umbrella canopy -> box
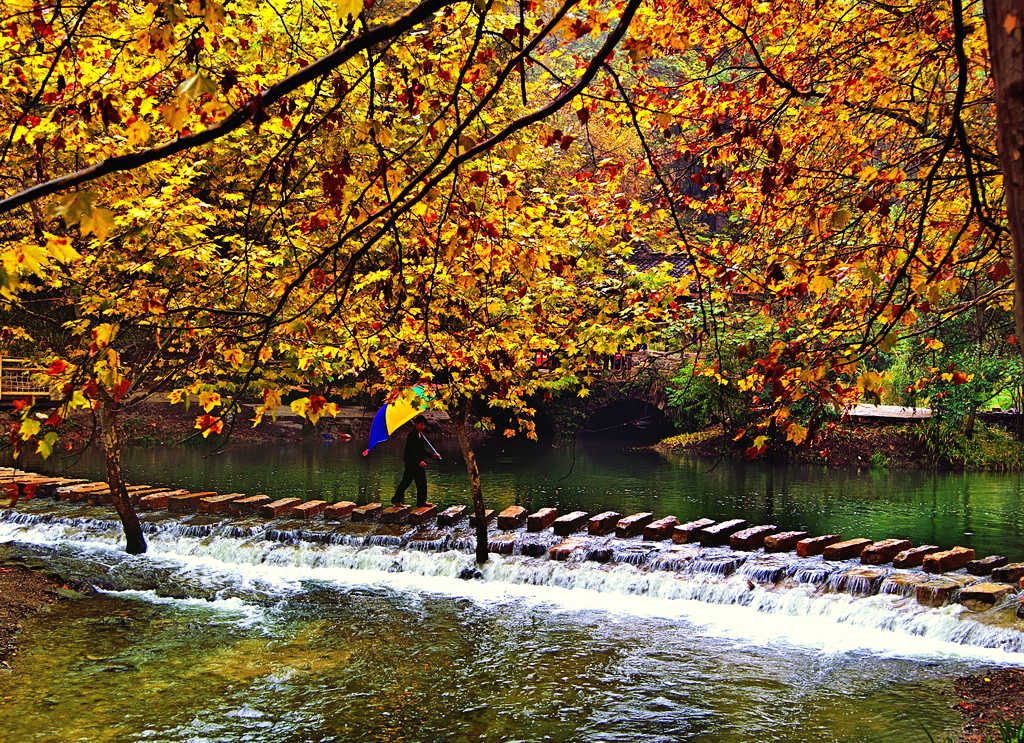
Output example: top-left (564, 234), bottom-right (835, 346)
top-left (362, 386), bottom-right (432, 456)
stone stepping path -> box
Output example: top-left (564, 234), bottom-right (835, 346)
top-left (4, 470), bottom-right (1024, 615)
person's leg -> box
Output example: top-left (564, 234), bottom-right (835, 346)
top-left (413, 467), bottom-right (428, 507)
top-left (393, 469), bottom-right (414, 504)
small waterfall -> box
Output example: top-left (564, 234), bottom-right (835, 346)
top-left (1, 506), bottom-right (1023, 656)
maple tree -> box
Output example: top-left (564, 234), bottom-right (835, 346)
top-left (2, 0), bottom-right (1024, 559)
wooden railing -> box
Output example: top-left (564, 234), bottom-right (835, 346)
top-left (0, 358), bottom-right (51, 399)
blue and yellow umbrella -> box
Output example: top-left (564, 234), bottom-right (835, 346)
top-left (362, 386), bottom-right (434, 456)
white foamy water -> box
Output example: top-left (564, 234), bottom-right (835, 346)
top-left (2, 510), bottom-right (1023, 665)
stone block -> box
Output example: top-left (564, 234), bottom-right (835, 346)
top-left (893, 545), bottom-right (941, 568)
top-left (527, 507), bottom-right (559, 532)
top-left (835, 567), bottom-right (888, 596)
top-left (497, 506), bottom-right (527, 530)
top-left (381, 504), bottom-right (411, 524)
top-left (408, 504), bottom-right (437, 524)
top-left (991, 562), bottom-right (1024, 584)
top-left (860, 538), bottom-right (912, 565)
top-left (763, 530), bottom-right (808, 552)
top-left (698, 519), bottom-right (748, 546)
top-left (549, 538), bottom-right (586, 560)
top-left (967, 555), bottom-right (1009, 576)
top-left (438, 504), bottom-right (468, 526)
top-left (260, 497), bottom-right (302, 518)
top-left (823, 538), bottom-right (871, 561)
top-left (168, 492), bottom-right (216, 513)
top-left (730, 524), bottom-right (779, 551)
top-left (60, 483), bottom-right (108, 501)
top-left (230, 495), bottom-right (272, 515)
top-left (588, 511), bottom-right (623, 536)
top-left (615, 512), bottom-right (654, 538)
top-left (292, 500), bottom-right (328, 519)
top-left (351, 502), bottom-right (383, 522)
top-left (673, 518), bottom-right (716, 544)
top-left (258, 501), bottom-right (301, 517)
top-left (922, 546), bottom-right (976, 573)
top-left (959, 582), bottom-right (1014, 610)
top-left (553, 511), bottom-right (589, 537)
top-left (643, 516), bottom-right (679, 541)
top-left (469, 509), bottom-right (496, 528)
top-left (488, 534), bottom-right (519, 555)
top-left (197, 493), bottom-right (246, 514)
top-left (915, 578), bottom-right (964, 607)
top-left (138, 491), bottom-right (178, 510)
top-left (796, 534), bottom-right (842, 557)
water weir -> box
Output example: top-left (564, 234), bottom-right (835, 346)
top-left (2, 471), bottom-right (1024, 658)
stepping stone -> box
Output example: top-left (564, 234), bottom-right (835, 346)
top-left (408, 504), bottom-right (437, 524)
top-left (168, 492), bottom-right (216, 513)
top-left (488, 534), bottom-right (518, 555)
top-left (95, 484), bottom-right (156, 505)
top-left (261, 497), bottom-right (303, 518)
top-left (796, 534), bottom-right (842, 557)
top-left (553, 511), bottom-right (589, 536)
top-left (991, 562), bottom-right (1024, 584)
top-left (730, 524), bottom-right (778, 550)
top-left (834, 567), bottom-right (888, 596)
top-left (381, 504), bottom-right (411, 524)
top-left (323, 500), bottom-right (357, 520)
top-left (197, 493), bottom-right (246, 514)
top-left (763, 530), bottom-right (808, 552)
top-left (959, 582), bottom-right (1014, 610)
top-left (60, 483), bottom-right (108, 501)
top-left (698, 519), bottom-right (748, 546)
top-left (880, 572), bottom-right (930, 596)
top-left (823, 538), bottom-right (871, 561)
top-left (351, 502), bottom-right (383, 522)
top-left (137, 490), bottom-right (187, 511)
top-left (468, 509), bottom-right (495, 527)
top-left (588, 511), bottom-right (623, 536)
top-left (643, 515), bottom-right (679, 541)
top-left (230, 494), bottom-right (271, 515)
top-left (615, 512), bottom-right (654, 538)
top-left (497, 506), bottom-right (527, 530)
top-left (922, 546), bottom-right (976, 573)
top-left (673, 518), bottom-right (715, 544)
top-left (893, 544), bottom-right (941, 568)
top-left (967, 555), bottom-right (1009, 576)
top-left (438, 504), bottom-right (468, 526)
top-left (549, 538), bottom-right (586, 560)
top-left (860, 538), bottom-right (912, 565)
top-left (527, 507), bottom-right (559, 532)
top-left (916, 576), bottom-right (972, 607)
top-left (292, 500), bottom-right (328, 519)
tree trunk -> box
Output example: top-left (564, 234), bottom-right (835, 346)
top-left (984, 0), bottom-right (1024, 355)
top-left (454, 401), bottom-right (488, 564)
top-left (98, 400), bottom-right (147, 554)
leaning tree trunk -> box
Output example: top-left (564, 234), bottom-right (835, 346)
top-left (98, 399), bottom-right (147, 554)
top-left (985, 0), bottom-right (1024, 356)
top-left (454, 401), bottom-right (488, 564)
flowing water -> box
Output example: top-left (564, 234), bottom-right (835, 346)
top-left (4, 441), bottom-right (1024, 741)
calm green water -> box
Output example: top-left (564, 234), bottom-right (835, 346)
top-left (25, 438), bottom-right (1024, 560)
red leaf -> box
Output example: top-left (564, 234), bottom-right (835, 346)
top-left (468, 170), bottom-right (489, 186)
top-left (576, 108), bottom-right (590, 125)
top-left (46, 359), bottom-right (69, 376)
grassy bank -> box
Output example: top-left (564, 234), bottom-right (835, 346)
top-left (654, 421), bottom-right (1024, 472)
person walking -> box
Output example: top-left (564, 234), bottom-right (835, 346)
top-left (392, 419), bottom-right (439, 507)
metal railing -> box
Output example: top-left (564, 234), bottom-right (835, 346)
top-left (0, 358), bottom-right (51, 398)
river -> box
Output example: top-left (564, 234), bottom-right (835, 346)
top-left (1, 439), bottom-right (1023, 742)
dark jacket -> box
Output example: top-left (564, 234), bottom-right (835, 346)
top-left (403, 429), bottom-right (427, 468)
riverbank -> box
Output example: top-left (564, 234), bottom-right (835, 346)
top-left (955, 669), bottom-right (1024, 742)
top-left (0, 548), bottom-right (91, 666)
top-left (654, 422), bottom-right (1024, 472)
